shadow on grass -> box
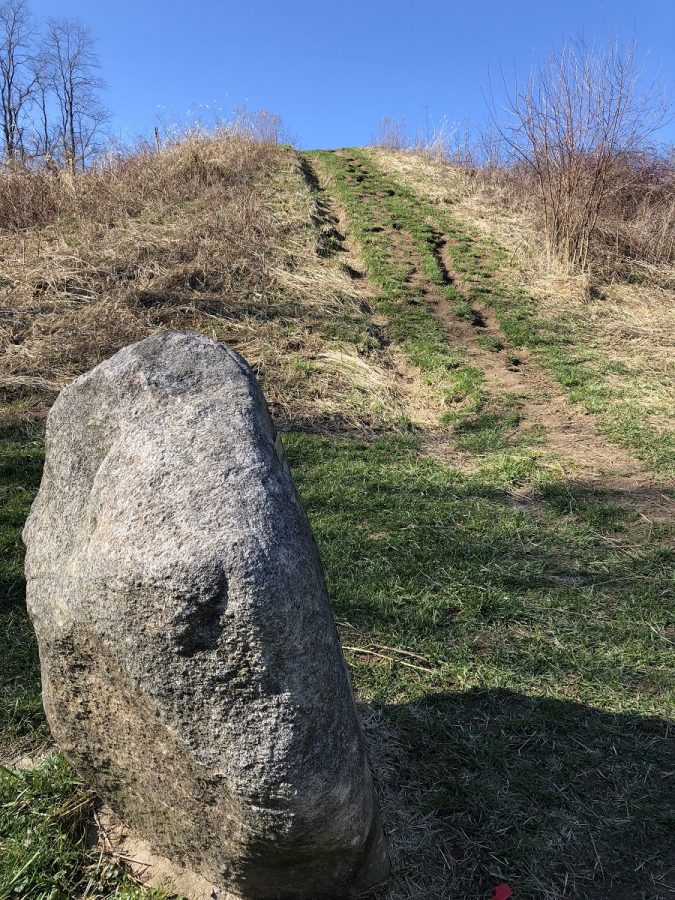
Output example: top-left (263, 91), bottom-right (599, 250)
top-left (285, 431), bottom-right (674, 897)
top-left (0, 425), bottom-right (45, 755)
top-left (363, 690), bottom-right (674, 900)
top-left (287, 432), bottom-right (674, 650)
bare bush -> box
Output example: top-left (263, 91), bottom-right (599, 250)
top-left (413, 117), bottom-right (487, 168)
top-left (491, 39), bottom-right (672, 274)
top-left (372, 116), bottom-right (408, 151)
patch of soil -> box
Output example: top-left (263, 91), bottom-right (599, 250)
top-left (92, 806), bottom-right (230, 900)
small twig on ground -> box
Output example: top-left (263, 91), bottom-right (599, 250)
top-left (114, 854), bottom-right (153, 867)
top-left (342, 646), bottom-right (437, 674)
top-left (337, 621), bottom-right (433, 663)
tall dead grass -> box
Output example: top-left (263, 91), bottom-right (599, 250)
top-left (0, 129), bottom-right (280, 397)
top-left (594, 150), bottom-right (675, 279)
top-left (0, 127), bottom-right (277, 229)
top-left (0, 129), bottom-right (412, 433)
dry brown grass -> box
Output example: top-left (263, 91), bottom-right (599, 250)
top-left (594, 153), bottom-right (675, 278)
top-left (0, 132), bottom-right (414, 434)
top-left (0, 130), bottom-right (277, 390)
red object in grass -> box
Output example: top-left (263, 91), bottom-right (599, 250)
top-left (492, 886), bottom-right (513, 900)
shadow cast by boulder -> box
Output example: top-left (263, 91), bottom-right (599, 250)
top-left (360, 689), bottom-right (673, 899)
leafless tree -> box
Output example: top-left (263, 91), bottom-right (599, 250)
top-left (28, 62), bottom-right (53, 162)
top-left (0, 0), bottom-right (36, 164)
top-left (42, 17), bottom-right (108, 172)
top-left (490, 39), bottom-right (671, 272)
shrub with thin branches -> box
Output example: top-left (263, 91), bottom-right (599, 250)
top-left (372, 117), bottom-right (408, 151)
top-left (489, 39), bottom-right (673, 275)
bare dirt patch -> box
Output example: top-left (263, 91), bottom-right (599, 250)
top-left (92, 807), bottom-right (230, 900)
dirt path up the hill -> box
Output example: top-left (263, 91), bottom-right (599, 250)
top-left (317, 150), bottom-right (674, 521)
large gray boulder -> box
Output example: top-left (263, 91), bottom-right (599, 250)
top-left (23, 331), bottom-right (389, 899)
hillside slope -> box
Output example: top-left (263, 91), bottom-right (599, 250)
top-left (0, 140), bottom-right (673, 900)
top-left (369, 147), bottom-right (675, 475)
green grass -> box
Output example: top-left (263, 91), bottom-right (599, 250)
top-left (287, 434), bottom-right (673, 709)
top-left (476, 334), bottom-right (505, 353)
top-left (286, 432), bottom-right (674, 898)
top-left (1, 423), bottom-right (674, 898)
top-left (310, 150), bottom-right (489, 416)
top-left (0, 756), bottom-right (164, 900)
top-left (442, 229), bottom-right (675, 473)
top-left (0, 423), bottom-right (47, 756)
top-left (309, 149), bottom-right (551, 469)
top-left (451, 410), bottom-right (524, 453)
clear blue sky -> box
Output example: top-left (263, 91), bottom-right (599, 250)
top-left (29, 0), bottom-right (675, 148)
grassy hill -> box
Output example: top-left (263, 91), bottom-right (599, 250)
top-left (1, 134), bottom-right (674, 899)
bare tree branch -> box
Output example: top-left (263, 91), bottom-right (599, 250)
top-left (0, 0), bottom-right (36, 164)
